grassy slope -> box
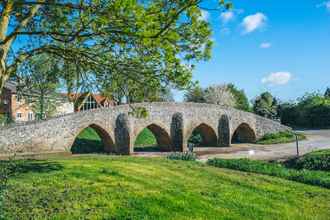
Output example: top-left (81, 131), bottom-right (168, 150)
top-left (134, 128), bottom-right (157, 146)
top-left (256, 131), bottom-right (306, 145)
top-left (2, 156), bottom-right (330, 220)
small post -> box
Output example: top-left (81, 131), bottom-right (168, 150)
top-left (295, 133), bottom-right (299, 157)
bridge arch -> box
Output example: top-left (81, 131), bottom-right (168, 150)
top-left (134, 123), bottom-right (172, 152)
top-left (70, 123), bottom-right (115, 153)
top-left (231, 123), bottom-right (256, 144)
top-left (187, 123), bottom-right (218, 147)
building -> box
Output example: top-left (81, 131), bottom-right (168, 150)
top-left (0, 82), bottom-right (116, 123)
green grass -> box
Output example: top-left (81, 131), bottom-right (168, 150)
top-left (134, 128), bottom-right (157, 146)
top-left (71, 127), bottom-right (158, 153)
top-left (1, 156), bottom-right (330, 219)
top-left (256, 131), bottom-right (306, 145)
top-left (285, 149), bottom-right (330, 171)
top-left (207, 158), bottom-right (330, 189)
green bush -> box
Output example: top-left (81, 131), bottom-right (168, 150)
top-left (207, 158), bottom-right (330, 189)
top-left (285, 149), bottom-right (330, 171)
top-left (256, 131), bottom-right (306, 145)
top-left (167, 152), bottom-right (197, 161)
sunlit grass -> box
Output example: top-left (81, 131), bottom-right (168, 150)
top-left (2, 156), bottom-right (330, 219)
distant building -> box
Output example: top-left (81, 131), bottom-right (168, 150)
top-left (0, 82), bottom-right (116, 123)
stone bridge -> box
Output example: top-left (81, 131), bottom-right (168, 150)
top-left (0, 102), bottom-right (290, 155)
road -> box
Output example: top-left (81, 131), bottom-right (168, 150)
top-left (196, 129), bottom-right (330, 161)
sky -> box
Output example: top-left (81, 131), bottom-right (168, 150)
top-left (175, 0), bottom-right (330, 102)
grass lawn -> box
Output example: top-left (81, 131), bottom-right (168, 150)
top-left (2, 156), bottom-right (330, 219)
top-left (256, 131), bottom-right (306, 145)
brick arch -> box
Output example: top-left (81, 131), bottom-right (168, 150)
top-left (133, 123), bottom-right (172, 152)
top-left (69, 123), bottom-right (115, 153)
top-left (231, 123), bottom-right (256, 143)
top-left (187, 123), bottom-right (218, 147)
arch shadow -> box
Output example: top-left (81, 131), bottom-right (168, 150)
top-left (71, 123), bottom-right (115, 154)
top-left (231, 123), bottom-right (256, 144)
top-left (134, 123), bottom-right (172, 152)
top-left (188, 123), bottom-right (218, 147)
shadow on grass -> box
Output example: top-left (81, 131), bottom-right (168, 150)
top-left (134, 145), bottom-right (162, 152)
top-left (71, 139), bottom-right (104, 154)
top-left (0, 160), bottom-right (63, 176)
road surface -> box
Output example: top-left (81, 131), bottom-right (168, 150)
top-left (196, 130), bottom-right (330, 161)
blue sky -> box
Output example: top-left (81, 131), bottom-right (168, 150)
top-left (176, 0), bottom-right (330, 102)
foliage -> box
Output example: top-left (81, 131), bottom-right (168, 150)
top-left (167, 152), bottom-right (197, 161)
top-left (256, 131), bottom-right (306, 145)
top-left (0, 0), bottom-right (232, 102)
top-left (134, 128), bottom-right (157, 147)
top-left (204, 84), bottom-right (236, 107)
top-left (0, 113), bottom-right (12, 126)
top-left (184, 84), bottom-right (206, 103)
top-left (284, 149), bottom-right (330, 171)
top-left (253, 92), bottom-right (278, 119)
top-left (184, 83), bottom-right (250, 111)
top-left (15, 55), bottom-right (62, 120)
top-left (207, 158), bottom-right (330, 189)
top-left (325, 87), bottom-right (330, 98)
top-left (188, 131), bottom-right (203, 146)
top-left (2, 156), bottom-right (330, 219)
top-left (279, 91), bottom-right (330, 128)
top-left (227, 83), bottom-right (251, 111)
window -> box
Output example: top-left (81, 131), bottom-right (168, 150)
top-left (16, 112), bottom-right (22, 119)
top-left (82, 95), bottom-right (98, 111)
top-left (28, 112), bottom-right (34, 121)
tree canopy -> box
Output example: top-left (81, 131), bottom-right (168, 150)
top-left (0, 0), bottom-right (232, 97)
top-left (253, 92), bottom-right (278, 120)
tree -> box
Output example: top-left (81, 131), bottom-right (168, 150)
top-left (325, 88), bottom-right (330, 98)
top-left (0, 0), bottom-right (232, 95)
top-left (184, 85), bottom-right (206, 103)
top-left (15, 55), bottom-right (61, 120)
top-left (253, 92), bottom-right (278, 119)
top-left (204, 84), bottom-right (235, 107)
top-left (227, 83), bottom-right (250, 111)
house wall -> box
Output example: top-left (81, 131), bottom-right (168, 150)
top-left (11, 94), bottom-right (35, 122)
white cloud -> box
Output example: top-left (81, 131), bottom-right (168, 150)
top-left (260, 42), bottom-right (272, 49)
top-left (262, 72), bottom-right (292, 85)
top-left (317, 1), bottom-right (330, 11)
top-left (220, 11), bottom-right (234, 23)
top-left (199, 10), bottom-right (210, 21)
top-left (241, 13), bottom-right (267, 34)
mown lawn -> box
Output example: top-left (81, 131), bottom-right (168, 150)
top-left (2, 156), bottom-right (330, 220)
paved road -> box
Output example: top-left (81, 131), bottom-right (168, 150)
top-left (196, 130), bottom-right (330, 161)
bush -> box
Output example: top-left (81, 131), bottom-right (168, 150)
top-left (167, 152), bottom-right (197, 161)
top-left (207, 158), bottom-right (330, 189)
top-left (285, 149), bottom-right (330, 171)
top-left (256, 130), bottom-right (306, 145)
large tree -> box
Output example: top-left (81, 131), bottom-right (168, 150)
top-left (227, 83), bottom-right (250, 111)
top-left (253, 92), bottom-right (278, 120)
top-left (0, 0), bottom-right (232, 96)
top-left (204, 84), bottom-right (235, 107)
top-left (15, 54), bottom-right (61, 120)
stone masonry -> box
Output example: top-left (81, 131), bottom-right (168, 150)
top-left (0, 102), bottom-right (290, 156)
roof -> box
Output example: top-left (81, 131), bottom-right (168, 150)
top-left (61, 93), bottom-right (116, 106)
top-left (3, 81), bottom-right (17, 93)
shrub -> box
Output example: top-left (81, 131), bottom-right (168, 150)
top-left (167, 152), bottom-right (197, 161)
top-left (256, 130), bottom-right (306, 145)
top-left (207, 158), bottom-right (330, 189)
top-left (285, 149), bottom-right (330, 171)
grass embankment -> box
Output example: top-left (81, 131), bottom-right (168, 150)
top-left (256, 131), bottom-right (306, 145)
top-left (208, 149), bottom-right (330, 189)
top-left (1, 156), bottom-right (330, 219)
